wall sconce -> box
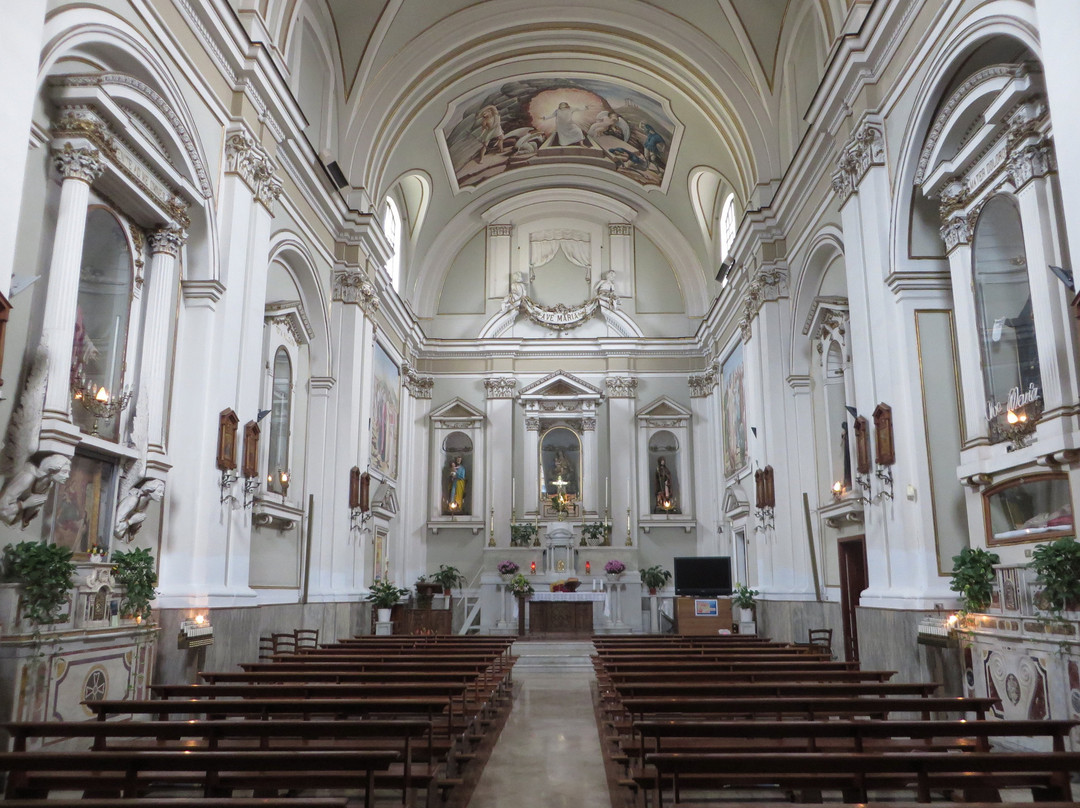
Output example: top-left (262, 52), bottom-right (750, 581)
top-left (831, 481), bottom-right (844, 502)
top-left (242, 475), bottom-right (261, 509)
top-left (219, 469), bottom-right (238, 504)
top-left (873, 466), bottom-right (894, 502)
top-left (266, 469), bottom-right (290, 498)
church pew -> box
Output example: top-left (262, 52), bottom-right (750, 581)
top-left (626, 717), bottom-right (1080, 772)
top-left (595, 658), bottom-right (859, 674)
top-left (0, 801), bottom-right (350, 808)
top-left (2, 719), bottom-right (434, 806)
top-left (0, 749), bottom-right (398, 808)
top-left (602, 668), bottom-right (896, 685)
top-left (84, 696), bottom-right (462, 737)
top-left (609, 680), bottom-right (941, 699)
top-left (640, 750), bottom-right (1080, 807)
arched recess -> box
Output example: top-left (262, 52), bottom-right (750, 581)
top-left (688, 166), bottom-right (742, 266)
top-left (411, 182), bottom-right (709, 318)
top-left (889, 5), bottom-right (1040, 272)
top-left (38, 8), bottom-right (218, 282)
top-left (282, 1), bottom-right (340, 157)
top-left (774, 1), bottom-right (828, 166)
top-left (266, 233), bottom-right (332, 381)
top-left (788, 227), bottom-right (845, 376)
top-left (379, 169), bottom-right (432, 290)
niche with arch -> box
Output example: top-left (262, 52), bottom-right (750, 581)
top-left (636, 397), bottom-right (694, 529)
top-left (428, 398), bottom-right (485, 530)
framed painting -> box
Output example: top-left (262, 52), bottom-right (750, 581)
top-left (373, 526), bottom-right (388, 582)
top-left (42, 453), bottom-right (117, 556)
top-left (369, 343), bottom-right (400, 479)
top-left (694, 599), bottom-right (719, 617)
top-left (721, 343), bottom-right (747, 477)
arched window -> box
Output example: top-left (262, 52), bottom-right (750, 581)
top-left (267, 347), bottom-right (292, 493)
top-left (383, 197), bottom-right (402, 288)
top-left (973, 195), bottom-right (1041, 433)
top-left (719, 194), bottom-right (736, 262)
top-left (71, 207), bottom-right (133, 441)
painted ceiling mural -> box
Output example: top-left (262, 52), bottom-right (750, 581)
top-left (438, 76), bottom-right (681, 192)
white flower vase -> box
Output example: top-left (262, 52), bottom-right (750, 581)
top-left (606, 572), bottom-right (623, 582)
top-left (377, 607), bottom-right (392, 623)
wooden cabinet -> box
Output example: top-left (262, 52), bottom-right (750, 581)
top-left (675, 597), bottom-right (733, 635)
top-left (528, 601), bottom-right (593, 637)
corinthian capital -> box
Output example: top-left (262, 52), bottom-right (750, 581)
top-left (149, 222), bottom-right (188, 257)
top-left (483, 377), bottom-right (517, 399)
top-left (52, 142), bottom-right (104, 184)
top-left (333, 270), bottom-right (380, 314)
top-left (604, 376), bottom-right (638, 398)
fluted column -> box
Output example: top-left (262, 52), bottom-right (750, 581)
top-left (523, 413), bottom-right (541, 518)
top-left (143, 218), bottom-right (189, 467)
top-left (40, 143), bottom-right (104, 444)
top-left (484, 377), bottom-right (517, 545)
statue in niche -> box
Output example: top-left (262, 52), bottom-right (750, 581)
top-left (841, 421), bottom-right (852, 490)
top-left (447, 456), bottom-right (467, 513)
top-left (654, 456), bottom-right (676, 512)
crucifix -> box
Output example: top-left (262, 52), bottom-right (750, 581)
top-left (552, 475), bottom-right (569, 501)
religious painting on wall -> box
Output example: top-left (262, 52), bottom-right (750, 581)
top-left (441, 432), bottom-right (473, 516)
top-left (373, 527), bottom-right (388, 582)
top-left (438, 75), bottom-right (681, 192)
top-left (41, 453), bottom-right (117, 556)
top-left (540, 426), bottom-right (580, 518)
top-left (369, 343), bottom-right (400, 479)
top-left (721, 343), bottom-right (747, 477)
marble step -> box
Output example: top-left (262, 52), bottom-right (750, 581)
top-left (514, 655), bottom-right (593, 668)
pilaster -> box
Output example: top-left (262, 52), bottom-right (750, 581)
top-left (689, 364), bottom-right (720, 554)
top-left (486, 224), bottom-right (513, 300)
top-left (485, 377), bottom-right (516, 545)
top-left (608, 223), bottom-right (634, 298)
top-left (605, 376), bottom-right (637, 543)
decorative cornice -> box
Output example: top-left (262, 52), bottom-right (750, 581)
top-left (688, 364), bottom-right (719, 398)
top-left (181, 279), bottom-right (225, 302)
top-left (263, 300), bottom-right (315, 341)
top-left (737, 265), bottom-right (789, 341)
top-left (483, 377), bottom-right (517, 399)
top-left (51, 142), bottom-right (104, 184)
top-left (830, 119), bottom-right (886, 204)
top-left (401, 362), bottom-right (434, 399)
top-left (487, 224), bottom-right (513, 237)
top-left (224, 130), bottom-right (283, 213)
top-left (267, 313), bottom-right (306, 347)
top-left (604, 376), bottom-right (638, 399)
top-left (608, 223), bottom-right (633, 236)
top-left (332, 270), bottom-right (379, 314)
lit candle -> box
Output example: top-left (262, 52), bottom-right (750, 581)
top-left (585, 560), bottom-right (591, 574)
top-left (512, 477), bottom-right (516, 513)
top-left (605, 477), bottom-right (609, 510)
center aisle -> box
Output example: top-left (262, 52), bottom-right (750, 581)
top-left (466, 640), bottom-right (610, 808)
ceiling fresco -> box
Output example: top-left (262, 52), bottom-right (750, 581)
top-left (438, 76), bottom-right (681, 193)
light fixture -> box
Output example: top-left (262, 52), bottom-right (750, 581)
top-left (585, 561), bottom-right (591, 574)
top-left (220, 469), bottom-right (238, 504)
top-left (530, 561), bottom-right (536, 575)
top-left (72, 376), bottom-right (132, 436)
top-left (832, 481), bottom-right (844, 502)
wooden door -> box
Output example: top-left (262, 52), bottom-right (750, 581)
top-left (837, 536), bottom-right (868, 662)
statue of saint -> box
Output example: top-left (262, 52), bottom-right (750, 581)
top-left (448, 456), bottom-right (466, 512)
top-left (654, 457), bottom-right (674, 512)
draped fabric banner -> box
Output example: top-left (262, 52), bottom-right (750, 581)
top-left (529, 229), bottom-right (592, 271)
top-left (519, 295), bottom-right (601, 330)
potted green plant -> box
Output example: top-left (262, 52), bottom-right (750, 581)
top-left (510, 523), bottom-right (538, 547)
top-left (949, 546), bottom-right (1000, 613)
top-left (640, 565), bottom-right (671, 595)
top-left (431, 564), bottom-right (466, 595)
top-left (414, 575), bottom-right (441, 609)
top-left (367, 579), bottom-right (408, 622)
top-left (731, 583), bottom-right (758, 622)
top-left (111, 547), bottom-right (158, 622)
top-left (1, 540), bottom-right (76, 633)
top-left (1030, 536), bottom-right (1080, 614)
top-left (581, 522), bottom-right (610, 547)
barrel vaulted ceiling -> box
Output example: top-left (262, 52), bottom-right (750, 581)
top-left (242, 0), bottom-right (846, 315)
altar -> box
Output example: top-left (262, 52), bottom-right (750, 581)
top-left (528, 591), bottom-right (606, 637)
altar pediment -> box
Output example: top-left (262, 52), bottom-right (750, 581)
top-left (636, 396), bottom-right (691, 425)
top-left (371, 481), bottom-right (398, 517)
top-left (518, 370), bottom-right (603, 402)
top-left (430, 397), bottom-right (485, 428)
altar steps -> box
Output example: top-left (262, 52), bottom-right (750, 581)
top-left (510, 640), bottom-right (595, 670)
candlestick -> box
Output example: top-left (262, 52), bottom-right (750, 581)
top-left (605, 477), bottom-right (609, 511)
top-left (488, 506), bottom-right (495, 547)
top-left (626, 507), bottom-right (633, 547)
top-left (512, 477), bottom-right (516, 512)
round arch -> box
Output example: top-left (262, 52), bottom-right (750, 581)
top-left (266, 233), bottom-right (332, 379)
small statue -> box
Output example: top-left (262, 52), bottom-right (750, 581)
top-left (502, 271), bottom-right (528, 312)
top-left (113, 478), bottom-right (166, 541)
top-left (596, 270), bottom-right (617, 304)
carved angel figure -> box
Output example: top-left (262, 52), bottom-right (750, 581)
top-left (113, 478), bottom-right (165, 541)
top-left (0, 346), bottom-right (71, 528)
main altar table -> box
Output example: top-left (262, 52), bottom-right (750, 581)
top-left (527, 592), bottom-right (606, 637)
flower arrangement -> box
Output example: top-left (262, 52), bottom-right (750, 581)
top-left (366, 579), bottom-right (409, 609)
top-left (510, 523), bottom-right (538, 547)
top-left (604, 559), bottom-right (626, 575)
top-left (731, 583), bottom-right (758, 610)
top-left (497, 560), bottom-right (519, 575)
top-left (581, 522), bottom-right (610, 546)
top-left (506, 573), bottom-right (534, 598)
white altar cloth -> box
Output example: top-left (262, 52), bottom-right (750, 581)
top-left (530, 592), bottom-right (606, 602)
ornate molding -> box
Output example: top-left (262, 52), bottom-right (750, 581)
top-left (483, 377), bottom-right (517, 399)
top-left (1007, 140), bottom-right (1055, 190)
top-left (738, 265), bottom-right (789, 341)
top-left (51, 142), bottom-right (104, 184)
top-left (332, 270), bottom-right (379, 314)
top-left (608, 223), bottom-right (633, 236)
top-left (525, 416), bottom-right (541, 431)
top-left (224, 130), bottom-right (283, 213)
top-left (518, 295), bottom-right (602, 331)
top-left (605, 376), bottom-right (638, 399)
top-left (148, 222), bottom-right (188, 257)
top-left (830, 120), bottom-right (886, 204)
top-left (582, 416), bottom-right (596, 431)
top-left (402, 362), bottom-right (434, 399)
top-left (486, 224), bottom-right (512, 237)
top-left (264, 300), bottom-right (314, 341)
top-left (688, 364), bottom-right (719, 398)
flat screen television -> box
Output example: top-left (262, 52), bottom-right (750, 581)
top-left (673, 556), bottom-right (733, 596)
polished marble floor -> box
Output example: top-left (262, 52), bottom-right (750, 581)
top-left (465, 641), bottom-right (609, 808)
